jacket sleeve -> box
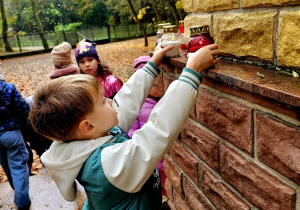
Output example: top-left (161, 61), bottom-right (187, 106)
top-left (11, 84), bottom-right (30, 122)
top-left (102, 68), bottom-right (203, 193)
top-left (128, 118), bottom-right (140, 138)
top-left (113, 61), bottom-right (160, 133)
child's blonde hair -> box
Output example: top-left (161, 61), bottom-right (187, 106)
top-left (29, 74), bottom-right (101, 142)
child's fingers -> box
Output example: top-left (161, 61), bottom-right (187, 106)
top-left (211, 50), bottom-right (219, 56)
top-left (161, 45), bottom-right (174, 53)
top-left (214, 58), bottom-right (220, 64)
top-left (154, 43), bottom-right (162, 52)
top-left (208, 44), bottom-right (219, 50)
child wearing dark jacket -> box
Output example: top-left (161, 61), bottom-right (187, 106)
top-left (0, 74), bottom-right (31, 209)
top-left (29, 44), bottom-right (219, 209)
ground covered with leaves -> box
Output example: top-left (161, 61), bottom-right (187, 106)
top-left (0, 36), bottom-right (157, 182)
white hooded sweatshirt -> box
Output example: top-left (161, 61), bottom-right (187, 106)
top-left (41, 62), bottom-right (202, 202)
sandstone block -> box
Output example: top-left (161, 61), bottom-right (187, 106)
top-left (277, 10), bottom-right (300, 68)
top-left (256, 113), bottom-right (300, 185)
top-left (163, 73), bottom-right (177, 94)
top-left (181, 120), bottom-right (219, 172)
top-left (171, 141), bottom-right (199, 184)
top-left (181, 0), bottom-right (193, 13)
top-left (242, 0), bottom-right (300, 8)
top-left (183, 15), bottom-right (212, 46)
top-left (164, 156), bottom-right (182, 193)
top-left (194, 0), bottom-right (239, 12)
top-left (221, 143), bottom-right (296, 210)
top-left (156, 73), bottom-right (164, 98)
top-left (165, 178), bottom-right (174, 201)
top-left (201, 165), bottom-right (250, 210)
top-left (173, 189), bottom-right (190, 210)
top-left (184, 177), bottom-right (214, 210)
top-left (196, 89), bottom-right (253, 154)
top-left (214, 12), bottom-right (277, 61)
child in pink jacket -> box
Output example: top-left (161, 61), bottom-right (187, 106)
top-left (128, 56), bottom-right (167, 196)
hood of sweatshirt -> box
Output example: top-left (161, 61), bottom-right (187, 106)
top-left (41, 135), bottom-right (113, 201)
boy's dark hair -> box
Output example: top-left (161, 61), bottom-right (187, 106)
top-left (29, 74), bottom-right (101, 142)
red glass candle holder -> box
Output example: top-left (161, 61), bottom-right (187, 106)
top-left (188, 25), bottom-right (214, 53)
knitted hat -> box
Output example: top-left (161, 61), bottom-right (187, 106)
top-left (49, 42), bottom-right (80, 80)
top-left (133, 56), bottom-right (151, 71)
top-left (75, 39), bottom-right (99, 64)
top-left (51, 42), bottom-right (74, 68)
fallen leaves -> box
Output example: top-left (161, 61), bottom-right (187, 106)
top-left (0, 36), bottom-right (157, 182)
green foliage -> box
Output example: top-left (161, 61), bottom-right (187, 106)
top-left (1, 0), bottom-right (184, 34)
top-left (54, 22), bottom-right (82, 32)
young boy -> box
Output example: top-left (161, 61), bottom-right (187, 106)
top-left (29, 44), bottom-right (219, 209)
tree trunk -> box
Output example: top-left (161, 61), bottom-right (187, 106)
top-left (0, 0), bottom-right (13, 52)
top-left (126, 0), bottom-right (148, 47)
top-left (179, 9), bottom-right (183, 21)
top-left (30, 0), bottom-right (49, 50)
top-left (151, 0), bottom-right (162, 23)
top-left (166, 0), bottom-right (179, 26)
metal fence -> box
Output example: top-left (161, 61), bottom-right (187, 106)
top-left (4, 23), bottom-right (155, 52)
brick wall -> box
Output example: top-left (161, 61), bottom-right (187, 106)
top-left (159, 1), bottom-right (300, 209)
top-left (158, 60), bottom-right (300, 209)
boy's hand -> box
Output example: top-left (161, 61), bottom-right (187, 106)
top-left (150, 43), bottom-right (174, 67)
top-left (186, 44), bottom-right (219, 73)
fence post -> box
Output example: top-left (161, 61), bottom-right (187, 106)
top-left (107, 25), bottom-right (111, 40)
top-left (62, 30), bottom-right (67, 42)
top-left (127, 23), bottom-right (130, 38)
top-left (90, 29), bottom-right (94, 41)
top-left (16, 35), bottom-right (22, 53)
top-left (75, 30), bottom-right (79, 43)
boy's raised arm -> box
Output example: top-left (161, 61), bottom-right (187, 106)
top-left (113, 44), bottom-right (174, 132)
top-left (102, 45), bottom-right (219, 193)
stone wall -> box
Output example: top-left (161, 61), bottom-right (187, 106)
top-left (158, 57), bottom-right (300, 210)
top-left (159, 1), bottom-right (300, 209)
top-left (181, 0), bottom-right (300, 70)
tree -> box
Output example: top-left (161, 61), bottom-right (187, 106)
top-left (166, 0), bottom-right (179, 25)
top-left (30, 0), bottom-right (49, 50)
top-left (0, 0), bottom-right (13, 52)
top-left (151, 0), bottom-right (162, 23)
top-left (126, 0), bottom-right (148, 46)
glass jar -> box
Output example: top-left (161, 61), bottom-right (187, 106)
top-left (161, 25), bottom-right (182, 57)
top-left (179, 20), bottom-right (184, 34)
top-left (156, 23), bottom-right (171, 44)
top-left (178, 20), bottom-right (188, 57)
top-left (187, 25), bottom-right (214, 53)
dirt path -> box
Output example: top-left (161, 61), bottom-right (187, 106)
top-left (1, 36), bottom-right (157, 98)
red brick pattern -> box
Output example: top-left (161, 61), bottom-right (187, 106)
top-left (196, 89), bottom-right (253, 155)
top-left (256, 113), bottom-right (300, 185)
top-left (184, 177), bottom-right (214, 210)
top-left (164, 156), bottom-right (182, 193)
top-left (220, 143), bottom-right (296, 210)
top-left (201, 165), bottom-right (250, 210)
top-left (171, 141), bottom-right (199, 185)
top-left (181, 120), bottom-right (219, 172)
top-left (163, 73), bottom-right (177, 93)
top-left (173, 189), bottom-right (190, 210)
top-left (158, 62), bottom-right (299, 209)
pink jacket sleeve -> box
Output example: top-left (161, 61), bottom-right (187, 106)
top-left (99, 75), bottom-right (123, 99)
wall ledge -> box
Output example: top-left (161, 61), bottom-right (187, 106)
top-left (162, 56), bottom-right (300, 108)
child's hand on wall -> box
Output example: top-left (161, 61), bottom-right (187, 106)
top-left (186, 44), bottom-right (219, 73)
top-left (151, 44), bottom-right (174, 67)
